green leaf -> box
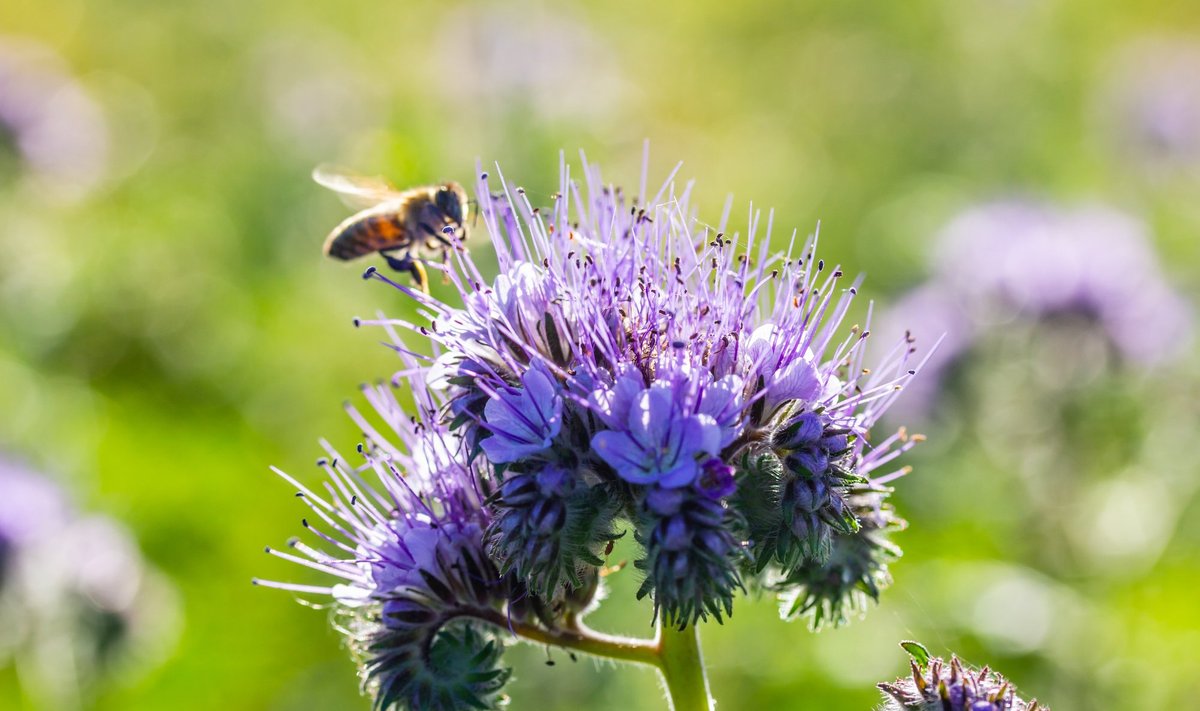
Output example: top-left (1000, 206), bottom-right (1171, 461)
top-left (900, 640), bottom-right (931, 669)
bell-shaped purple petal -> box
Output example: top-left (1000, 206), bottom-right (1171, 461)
top-left (480, 363), bottom-right (563, 463)
top-left (592, 380), bottom-right (724, 488)
top-left (698, 375), bottom-right (745, 447)
top-left (589, 366), bottom-right (645, 430)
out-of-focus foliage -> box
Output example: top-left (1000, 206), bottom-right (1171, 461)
top-left (1, 0), bottom-right (1197, 709)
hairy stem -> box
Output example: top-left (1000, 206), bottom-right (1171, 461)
top-left (656, 622), bottom-right (713, 711)
top-left (471, 608), bottom-right (660, 667)
top-left (469, 609), bottom-right (714, 710)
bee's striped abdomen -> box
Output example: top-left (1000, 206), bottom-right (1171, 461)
top-left (323, 203), bottom-right (413, 260)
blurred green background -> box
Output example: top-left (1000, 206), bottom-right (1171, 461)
top-left (2, 0), bottom-right (1199, 709)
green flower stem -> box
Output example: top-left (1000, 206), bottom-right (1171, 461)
top-left (655, 622), bottom-right (713, 711)
top-left (474, 609), bottom-right (660, 667)
top-left (472, 610), bottom-right (714, 710)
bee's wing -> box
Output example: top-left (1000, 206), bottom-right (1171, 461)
top-left (312, 164), bottom-right (404, 210)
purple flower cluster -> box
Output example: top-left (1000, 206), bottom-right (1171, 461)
top-left (353, 154), bottom-right (922, 627)
top-left (880, 200), bottom-right (1193, 419)
top-left (266, 153), bottom-right (925, 709)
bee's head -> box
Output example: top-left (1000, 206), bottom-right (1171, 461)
top-left (436, 183), bottom-right (468, 225)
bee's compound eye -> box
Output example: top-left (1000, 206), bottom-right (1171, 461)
top-left (436, 187), bottom-right (464, 224)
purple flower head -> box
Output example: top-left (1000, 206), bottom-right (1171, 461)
top-left (480, 360), bottom-right (563, 463)
top-left (341, 149), bottom-right (924, 627)
top-left (363, 153), bottom-right (920, 448)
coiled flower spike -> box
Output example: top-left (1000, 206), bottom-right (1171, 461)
top-left (257, 370), bottom-right (518, 711)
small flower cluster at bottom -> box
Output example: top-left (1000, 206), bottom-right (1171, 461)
top-left (878, 641), bottom-right (1046, 711)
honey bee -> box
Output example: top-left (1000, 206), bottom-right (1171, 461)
top-left (313, 165), bottom-right (470, 293)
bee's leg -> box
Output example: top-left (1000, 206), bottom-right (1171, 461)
top-left (381, 251), bottom-right (430, 295)
top-left (381, 251), bottom-right (412, 272)
top-left (410, 260), bottom-right (430, 295)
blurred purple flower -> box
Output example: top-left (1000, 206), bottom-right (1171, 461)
top-left (936, 202), bottom-right (1192, 357)
top-left (432, 6), bottom-right (629, 126)
top-left (0, 457), bottom-right (177, 702)
top-left (0, 38), bottom-right (108, 201)
top-left (877, 200), bottom-right (1193, 418)
top-left (0, 458), bottom-right (70, 572)
top-left (1102, 39), bottom-right (1200, 173)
